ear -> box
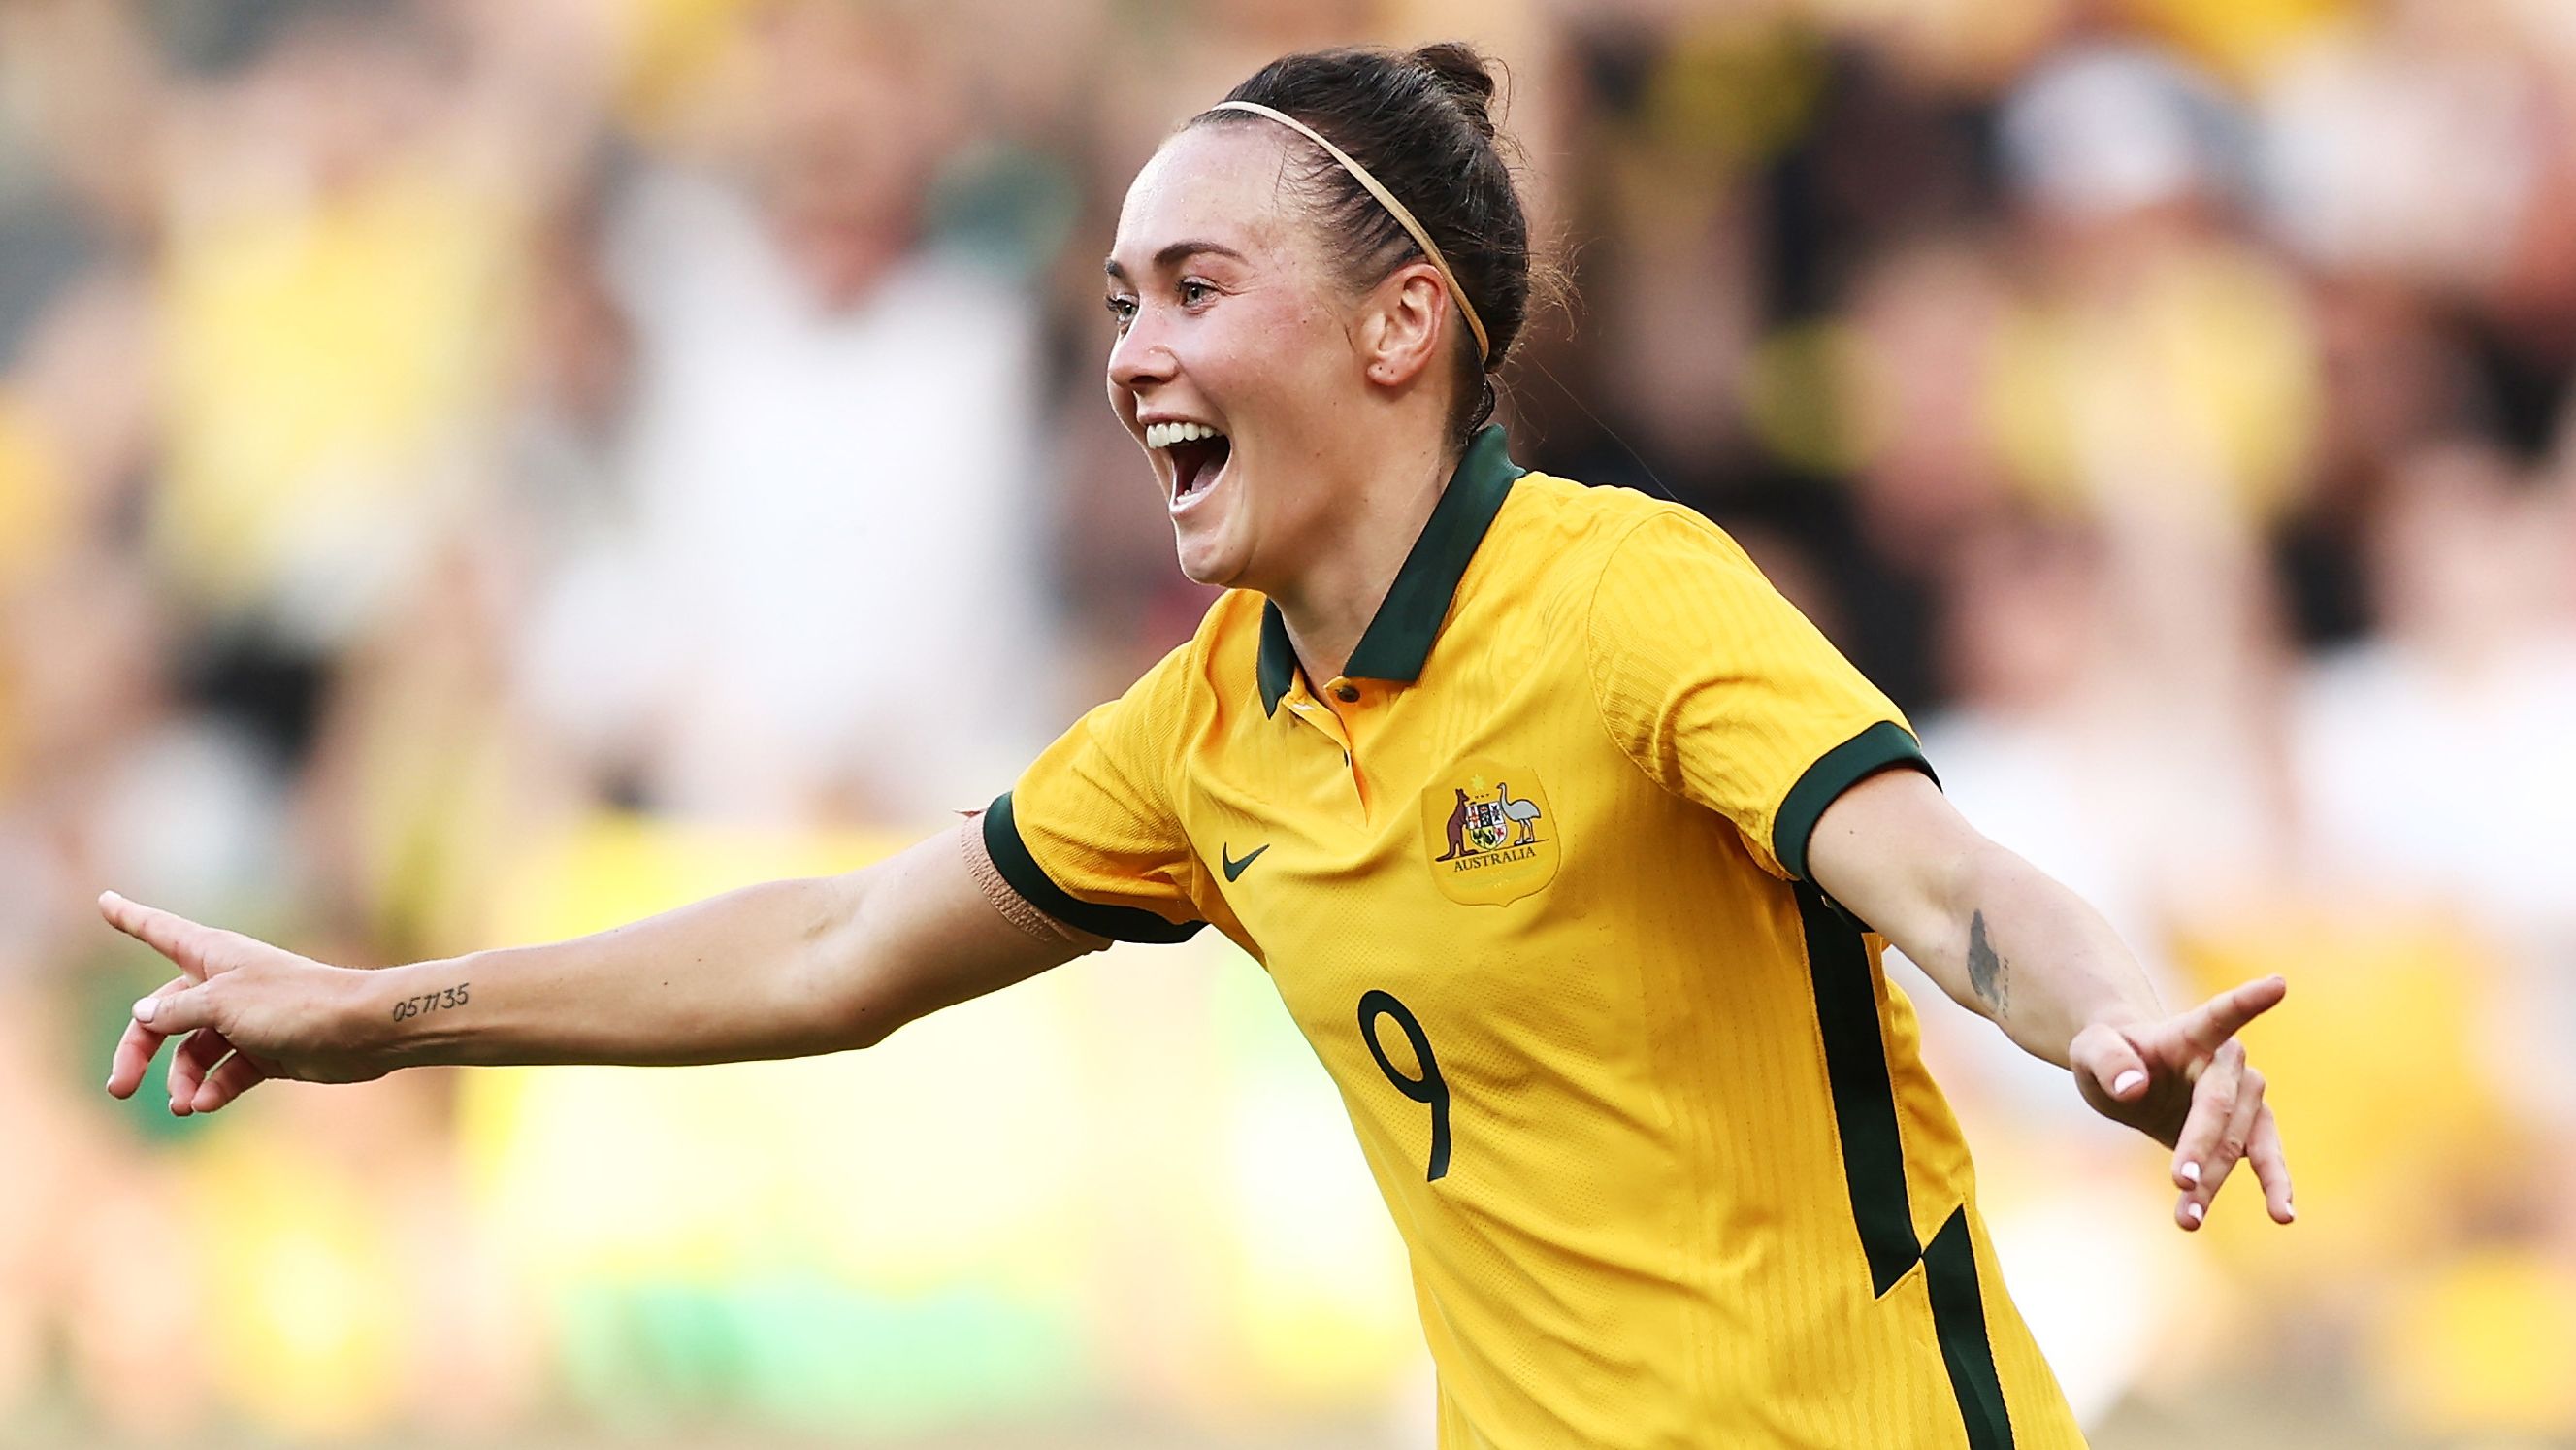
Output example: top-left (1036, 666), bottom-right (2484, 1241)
top-left (1356, 261), bottom-right (1452, 391)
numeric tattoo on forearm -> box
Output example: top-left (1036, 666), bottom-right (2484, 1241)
top-left (390, 981), bottom-right (470, 1023)
top-left (1966, 910), bottom-right (2009, 1015)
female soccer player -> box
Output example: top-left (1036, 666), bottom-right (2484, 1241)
top-left (101, 44), bottom-right (2292, 1449)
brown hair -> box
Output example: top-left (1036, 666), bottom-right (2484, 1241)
top-left (1194, 43), bottom-right (1543, 447)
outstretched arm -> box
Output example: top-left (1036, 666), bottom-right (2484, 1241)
top-left (101, 820), bottom-right (1099, 1114)
top-left (1806, 767), bottom-right (2293, 1232)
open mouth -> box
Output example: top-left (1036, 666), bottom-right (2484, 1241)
top-left (1173, 437), bottom-right (1230, 500)
top-left (1147, 421), bottom-right (1231, 504)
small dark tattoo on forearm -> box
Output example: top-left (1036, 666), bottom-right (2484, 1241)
top-left (390, 981), bottom-right (470, 1023)
top-left (1966, 911), bottom-right (2009, 1013)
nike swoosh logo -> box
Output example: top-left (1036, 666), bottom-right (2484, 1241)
top-left (1222, 843), bottom-right (1270, 882)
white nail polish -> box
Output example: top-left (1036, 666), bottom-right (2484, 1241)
top-left (2179, 1161), bottom-right (2201, 1187)
top-left (2112, 1070), bottom-right (2146, 1096)
top-left (131, 997), bottom-right (157, 1023)
top-left (2185, 1202), bottom-right (2205, 1226)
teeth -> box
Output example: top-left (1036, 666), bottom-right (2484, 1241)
top-left (1145, 421), bottom-right (1223, 449)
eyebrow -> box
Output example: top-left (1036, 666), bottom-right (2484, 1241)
top-left (1103, 240), bottom-right (1249, 280)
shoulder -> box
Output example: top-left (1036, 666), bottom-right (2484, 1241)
top-left (1494, 472), bottom-right (1762, 605)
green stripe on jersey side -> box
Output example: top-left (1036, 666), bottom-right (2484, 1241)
top-left (1775, 721), bottom-right (1938, 882)
top-left (1924, 1207), bottom-right (2014, 1450)
top-left (981, 793), bottom-right (1206, 944)
top-left (1798, 883), bottom-right (2015, 1448)
top-left (1797, 881), bottom-right (1919, 1296)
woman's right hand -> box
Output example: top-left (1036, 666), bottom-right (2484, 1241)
top-left (99, 890), bottom-right (391, 1115)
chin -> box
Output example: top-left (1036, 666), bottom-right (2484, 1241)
top-left (1170, 523), bottom-right (1252, 590)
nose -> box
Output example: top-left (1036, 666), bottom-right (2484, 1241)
top-left (1107, 311), bottom-right (1176, 396)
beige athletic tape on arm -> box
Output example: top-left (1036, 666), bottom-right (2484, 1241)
top-left (958, 817), bottom-right (1108, 950)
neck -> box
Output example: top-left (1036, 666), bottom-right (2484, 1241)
top-left (1266, 430), bottom-right (1455, 685)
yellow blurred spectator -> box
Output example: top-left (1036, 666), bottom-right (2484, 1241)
top-left (2370, 1248), bottom-right (2576, 1440)
top-left (1988, 242), bottom-right (2321, 532)
top-left (153, 24), bottom-right (525, 643)
top-left (186, 1127), bottom-right (411, 1437)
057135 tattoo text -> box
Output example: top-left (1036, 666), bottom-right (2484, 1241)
top-left (391, 982), bottom-right (469, 1022)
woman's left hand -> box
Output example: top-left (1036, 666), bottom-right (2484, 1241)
top-left (2069, 975), bottom-right (2295, 1231)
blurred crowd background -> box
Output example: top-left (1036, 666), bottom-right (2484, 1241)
top-left (2, 0), bottom-right (2572, 1445)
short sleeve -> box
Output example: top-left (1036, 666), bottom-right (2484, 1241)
top-left (981, 643), bottom-right (1208, 943)
top-left (1584, 511), bottom-right (1935, 880)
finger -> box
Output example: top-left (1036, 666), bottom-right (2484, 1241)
top-left (2179, 975), bottom-right (2288, 1054)
top-left (2195, 1066), bottom-right (2266, 1213)
top-left (2071, 1022), bottom-right (2152, 1104)
top-left (2170, 1039), bottom-right (2245, 1227)
top-left (98, 891), bottom-right (222, 981)
top-left (104, 975), bottom-right (194, 1098)
top-left (165, 1029), bottom-right (233, 1116)
top-left (129, 980), bottom-right (219, 1038)
top-left (191, 1050), bottom-right (272, 1114)
top-left (2246, 1104), bottom-right (2295, 1225)
top-left (106, 1021), bottom-right (164, 1099)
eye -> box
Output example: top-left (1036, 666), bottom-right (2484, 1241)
top-left (1104, 293), bottom-right (1137, 330)
top-left (1178, 278), bottom-right (1217, 308)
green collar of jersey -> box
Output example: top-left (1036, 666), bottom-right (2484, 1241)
top-left (1258, 424), bottom-right (1525, 716)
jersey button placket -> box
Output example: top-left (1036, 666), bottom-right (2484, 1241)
top-left (1284, 689), bottom-right (1350, 751)
top-left (1284, 687), bottom-right (1365, 821)
top-left (1326, 678), bottom-right (1374, 813)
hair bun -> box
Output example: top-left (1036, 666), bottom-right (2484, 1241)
top-left (1409, 41), bottom-right (1500, 139)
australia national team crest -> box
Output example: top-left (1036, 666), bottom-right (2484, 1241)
top-left (1418, 758), bottom-right (1560, 906)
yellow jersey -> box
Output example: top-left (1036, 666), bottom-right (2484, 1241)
top-left (984, 427), bottom-right (2085, 1448)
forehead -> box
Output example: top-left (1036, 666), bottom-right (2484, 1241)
top-left (1109, 122), bottom-right (1307, 269)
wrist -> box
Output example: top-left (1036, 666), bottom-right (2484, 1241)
top-left (357, 956), bottom-right (474, 1071)
top-left (2091, 990), bottom-right (2164, 1029)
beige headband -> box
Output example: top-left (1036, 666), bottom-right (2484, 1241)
top-left (1206, 99), bottom-right (1493, 368)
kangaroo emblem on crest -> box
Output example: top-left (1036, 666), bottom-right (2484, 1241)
top-left (1434, 787), bottom-right (1472, 862)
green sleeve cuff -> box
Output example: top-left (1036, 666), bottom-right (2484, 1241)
top-left (982, 793), bottom-right (1207, 944)
top-left (1774, 722), bottom-right (1939, 881)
